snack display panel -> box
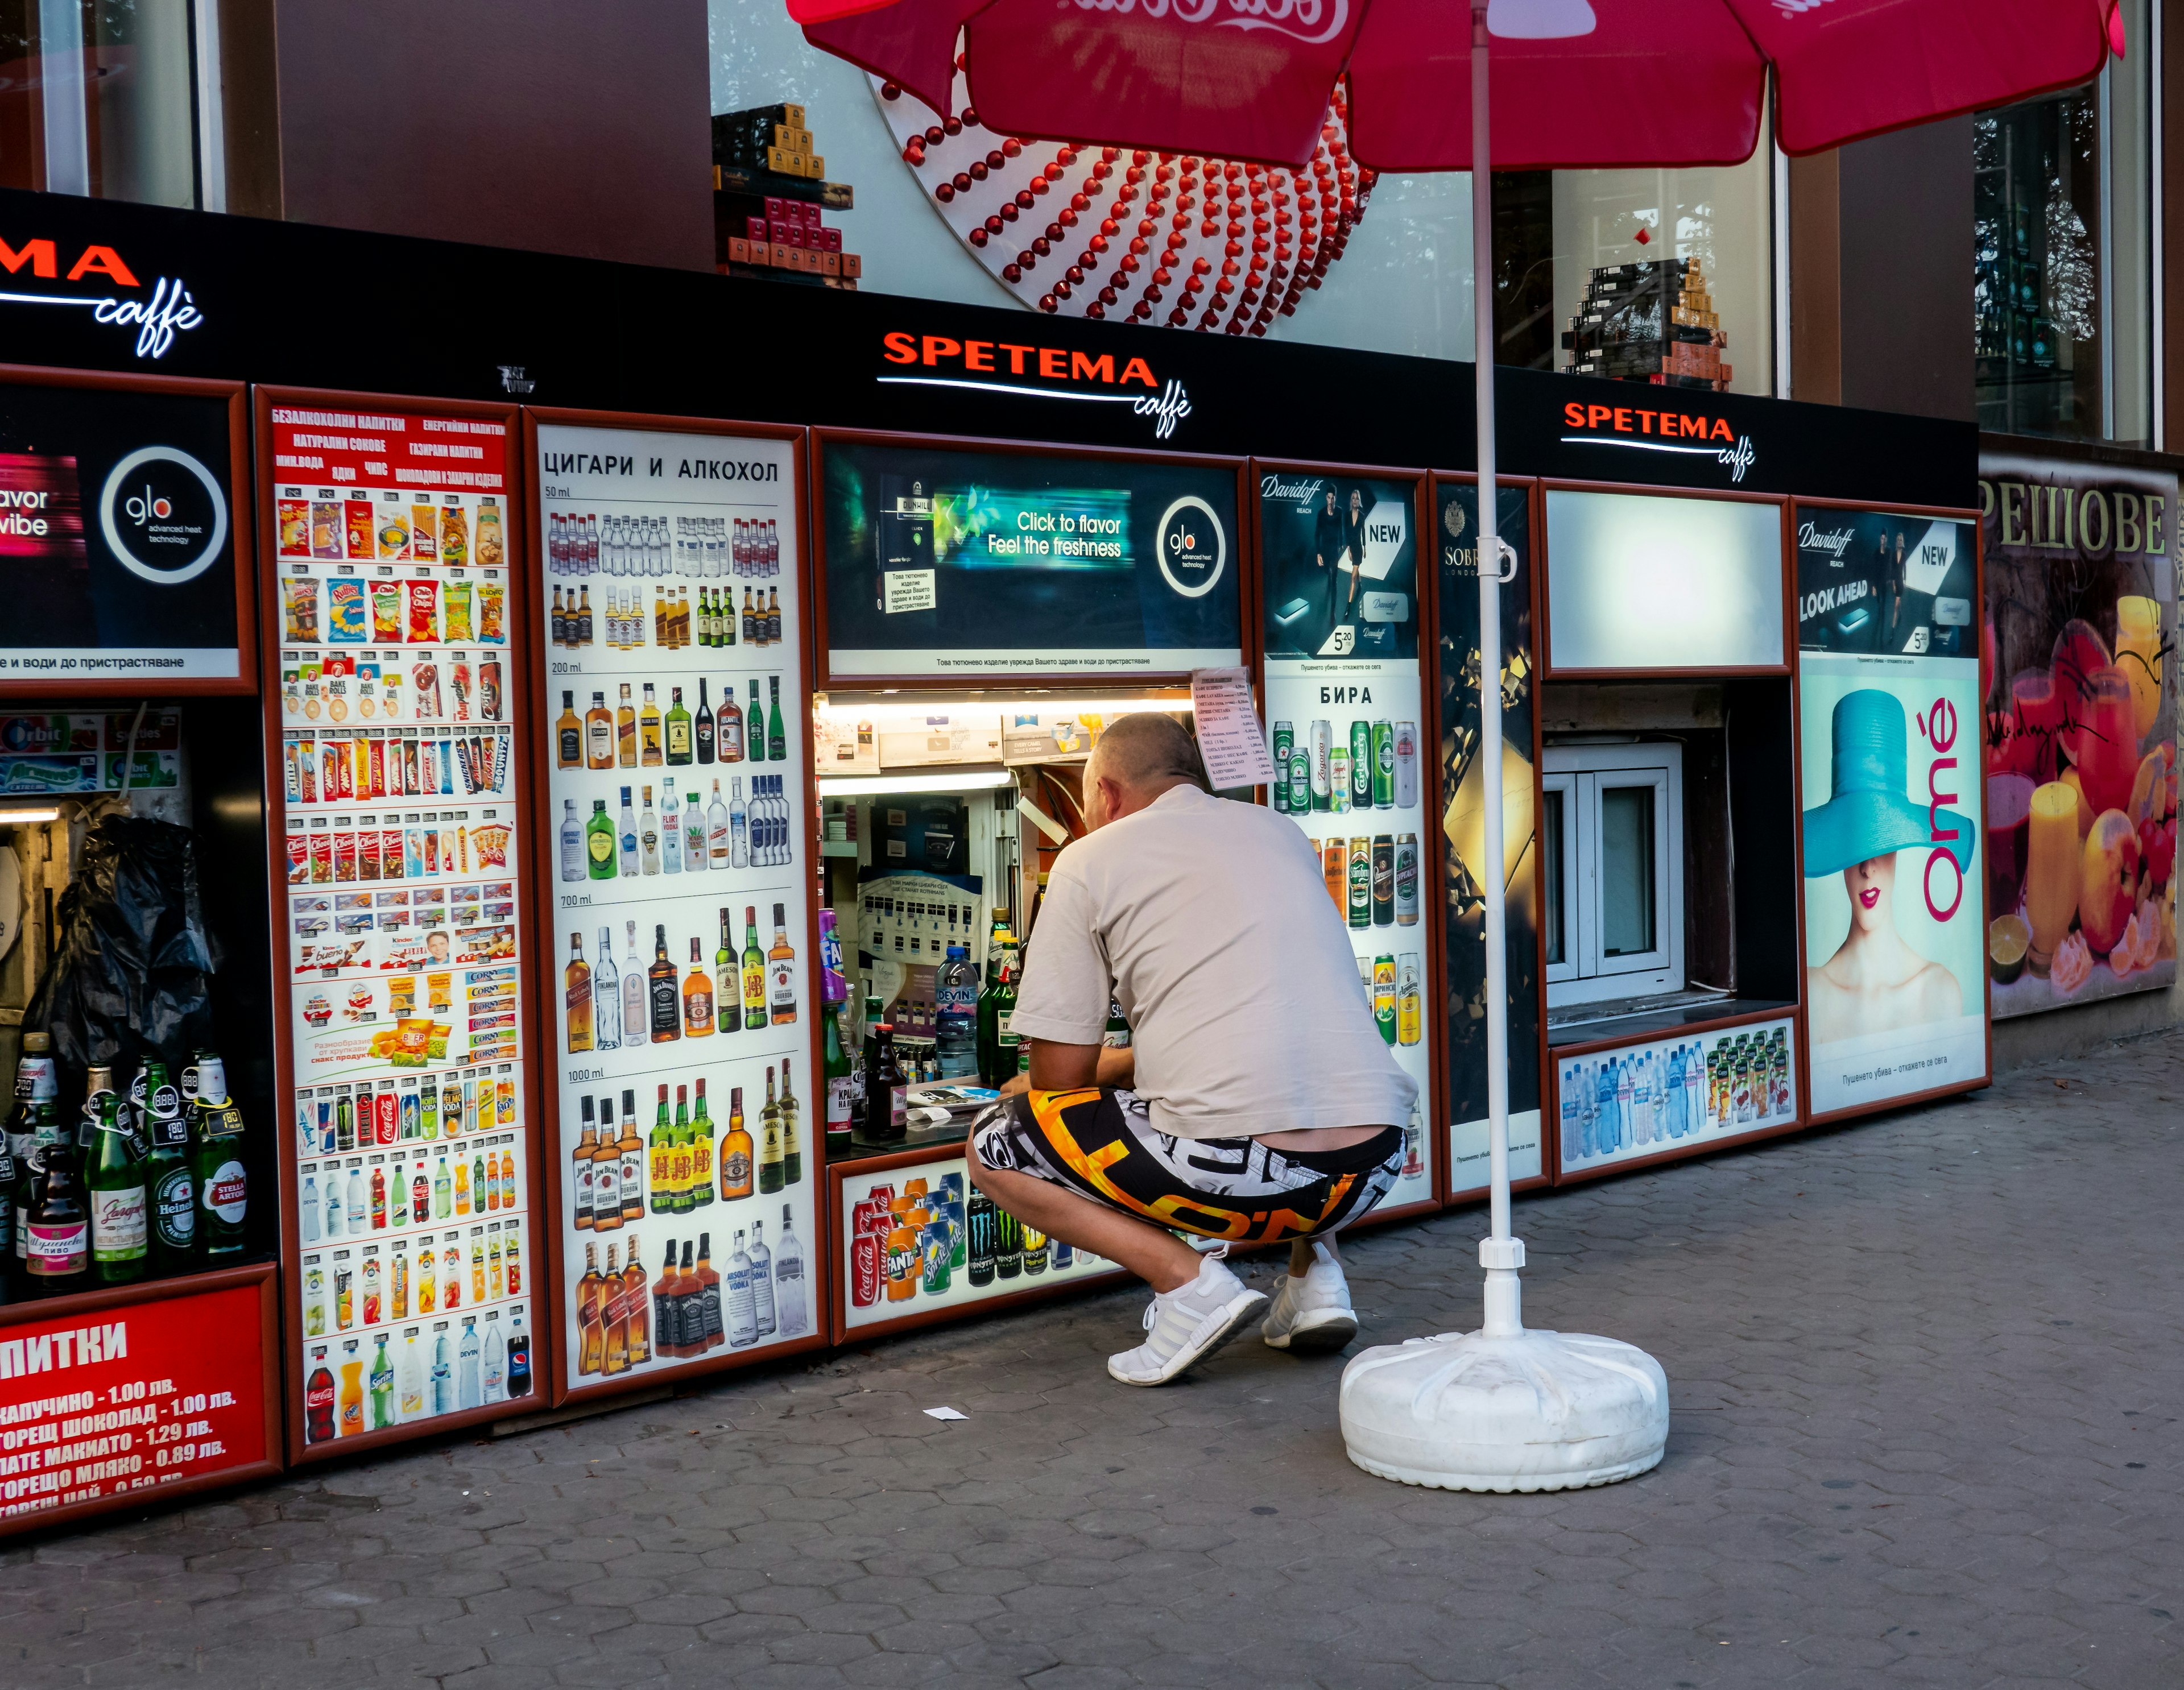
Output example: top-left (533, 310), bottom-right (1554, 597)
top-left (527, 412), bottom-right (825, 1398)
top-left (1255, 463), bottom-right (1440, 1216)
top-left (259, 391), bottom-right (541, 1453)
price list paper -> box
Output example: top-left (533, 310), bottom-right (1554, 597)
top-left (535, 422), bottom-right (819, 1390)
top-left (267, 402), bottom-right (539, 1444)
top-left (1, 1283), bottom-right (268, 1529)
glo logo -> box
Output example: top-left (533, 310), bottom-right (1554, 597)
top-left (1153, 495), bottom-right (1226, 599)
top-left (97, 445), bottom-right (228, 586)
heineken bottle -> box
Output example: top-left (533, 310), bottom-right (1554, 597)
top-left (189, 1051), bottom-right (250, 1258)
top-left (142, 1059), bottom-right (198, 1277)
top-left (87, 1090), bottom-right (149, 1284)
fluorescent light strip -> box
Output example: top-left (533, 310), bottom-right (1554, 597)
top-left (0, 806), bottom-right (63, 825)
top-left (817, 771), bottom-right (1013, 797)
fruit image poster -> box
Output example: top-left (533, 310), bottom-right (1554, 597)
top-left (1800, 653), bottom-right (1988, 1117)
top-left (1979, 457), bottom-right (2177, 1017)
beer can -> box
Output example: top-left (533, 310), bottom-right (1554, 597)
top-left (1271, 721), bottom-right (1293, 812)
top-left (850, 1230), bottom-right (880, 1306)
top-left (1347, 838), bottom-right (1372, 929)
top-left (1372, 956), bottom-right (1398, 1045)
top-left (1371, 721), bottom-right (1395, 809)
top-left (1371, 835), bottom-right (1395, 925)
top-left (1309, 720), bottom-right (1332, 811)
top-left (1395, 833), bottom-right (1420, 925)
top-left (1321, 839), bottom-right (1347, 912)
top-left (1397, 954), bottom-right (1422, 1046)
top-left (1393, 722), bottom-right (1419, 809)
top-left (1328, 747), bottom-right (1351, 814)
top-left (1287, 747), bottom-right (1310, 815)
top-left (1349, 720), bottom-right (1372, 808)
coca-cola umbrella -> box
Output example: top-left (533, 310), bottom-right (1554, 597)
top-left (792, 0), bottom-right (2123, 1490)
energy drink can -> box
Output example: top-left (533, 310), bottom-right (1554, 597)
top-left (1395, 834), bottom-right (1420, 925)
top-left (1347, 838), bottom-right (1372, 929)
top-left (1329, 747), bottom-right (1352, 814)
top-left (1271, 722), bottom-right (1293, 812)
top-left (1371, 721), bottom-right (1395, 809)
top-left (1309, 720), bottom-right (1332, 811)
top-left (1371, 835), bottom-right (1395, 925)
top-left (1349, 721), bottom-right (1372, 809)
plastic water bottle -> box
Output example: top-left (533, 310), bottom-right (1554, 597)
top-left (936, 945), bottom-right (979, 1080)
top-left (457, 1318), bottom-right (482, 1409)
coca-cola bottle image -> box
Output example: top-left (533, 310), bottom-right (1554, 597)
top-left (305, 1347), bottom-right (336, 1442)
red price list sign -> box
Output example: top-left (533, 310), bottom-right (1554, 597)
top-left (0, 1277), bottom-right (278, 1534)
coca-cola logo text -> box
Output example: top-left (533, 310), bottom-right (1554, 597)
top-left (1065, 0), bottom-right (1351, 47)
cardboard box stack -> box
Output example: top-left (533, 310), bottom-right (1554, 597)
top-left (714, 102), bottom-right (862, 287)
top-left (1560, 257), bottom-right (1730, 390)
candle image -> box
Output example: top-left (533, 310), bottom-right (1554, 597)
top-left (2024, 780), bottom-right (2082, 977)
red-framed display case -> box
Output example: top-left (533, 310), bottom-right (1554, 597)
top-left (522, 408), bottom-right (829, 1403)
top-left (254, 387), bottom-right (547, 1459)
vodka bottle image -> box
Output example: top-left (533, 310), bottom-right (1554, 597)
top-left (772, 1204), bottom-right (808, 1337)
top-left (594, 927), bottom-right (622, 1049)
top-left (640, 787), bottom-right (660, 875)
top-left (618, 786), bottom-right (639, 877)
top-left (707, 780), bottom-right (730, 869)
top-left (623, 920), bottom-right (646, 1049)
top-left (748, 1219), bottom-right (776, 1339)
top-left (661, 780), bottom-right (682, 875)
top-left (725, 1229), bottom-right (758, 1348)
top-left (729, 778), bottom-right (748, 869)
top-left (560, 798), bottom-right (583, 881)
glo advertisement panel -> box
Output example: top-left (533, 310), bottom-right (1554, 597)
top-left (533, 420), bottom-right (820, 1390)
top-left (264, 397), bottom-right (540, 1445)
top-left (1436, 481), bottom-right (1542, 1189)
top-left (819, 437), bottom-right (1242, 677)
top-left (1258, 467), bottom-right (1434, 1207)
top-left (1798, 509), bottom-right (1986, 1119)
top-left (0, 374), bottom-right (246, 687)
top-left (1979, 456), bottom-right (2176, 1016)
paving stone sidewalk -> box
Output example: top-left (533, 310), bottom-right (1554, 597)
top-left (5, 1031), bottom-right (2182, 1690)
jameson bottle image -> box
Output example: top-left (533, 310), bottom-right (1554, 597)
top-left (757, 1067), bottom-right (784, 1196)
top-left (87, 1090), bottom-right (148, 1285)
top-left (143, 1058), bottom-right (197, 1275)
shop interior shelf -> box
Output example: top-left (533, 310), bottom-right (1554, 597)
top-left (1547, 991), bottom-right (1797, 1051)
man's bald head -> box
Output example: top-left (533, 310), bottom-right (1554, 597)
top-left (1082, 711), bottom-right (1210, 827)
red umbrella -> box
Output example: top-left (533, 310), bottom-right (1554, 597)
top-left (792, 0), bottom-right (2125, 1489)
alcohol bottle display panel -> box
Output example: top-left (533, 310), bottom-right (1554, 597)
top-left (532, 420), bottom-right (821, 1390)
top-left (263, 397), bottom-right (540, 1445)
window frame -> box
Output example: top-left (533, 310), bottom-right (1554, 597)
top-left (1542, 742), bottom-right (1685, 1009)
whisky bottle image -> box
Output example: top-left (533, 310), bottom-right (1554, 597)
top-left (768, 902), bottom-right (798, 1025)
top-left (682, 937), bottom-right (715, 1038)
top-left (648, 926), bottom-right (680, 1043)
top-left (565, 935), bottom-right (593, 1053)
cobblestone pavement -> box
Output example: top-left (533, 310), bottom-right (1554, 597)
top-left (5, 1032), bottom-right (2182, 1690)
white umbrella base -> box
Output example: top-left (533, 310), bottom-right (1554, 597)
top-left (1338, 1327), bottom-right (1669, 1494)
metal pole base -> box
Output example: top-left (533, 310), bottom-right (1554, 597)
top-left (1338, 1324), bottom-right (1669, 1494)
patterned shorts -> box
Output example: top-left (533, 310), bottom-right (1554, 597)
top-left (969, 1087), bottom-right (1404, 1245)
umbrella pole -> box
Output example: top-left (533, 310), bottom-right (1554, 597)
top-left (1468, 1), bottom-right (1523, 1337)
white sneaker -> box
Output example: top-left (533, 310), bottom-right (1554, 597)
top-left (1107, 1254), bottom-right (1268, 1387)
top-left (1260, 1241), bottom-right (1358, 1353)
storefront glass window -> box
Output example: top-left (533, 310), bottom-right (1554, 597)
top-left (0, 0), bottom-right (202, 207)
top-left (1973, 0), bottom-right (2152, 447)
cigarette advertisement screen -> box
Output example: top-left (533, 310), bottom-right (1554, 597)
top-left (1545, 489), bottom-right (1784, 672)
top-left (0, 379), bottom-right (241, 683)
top-left (820, 440), bottom-right (1242, 676)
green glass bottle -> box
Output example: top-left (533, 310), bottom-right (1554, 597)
top-left (585, 798), bottom-right (616, 880)
top-left (665, 686), bottom-right (693, 765)
top-left (766, 676), bottom-right (787, 762)
top-left (822, 997), bottom-right (853, 1159)
top-left (189, 1052), bottom-right (250, 1258)
top-left (87, 1090), bottom-right (148, 1285)
top-left (689, 1079), bottom-right (714, 1211)
top-left (742, 907), bottom-right (767, 1032)
top-left (143, 1058), bottom-right (197, 1277)
top-left (748, 680), bottom-right (767, 764)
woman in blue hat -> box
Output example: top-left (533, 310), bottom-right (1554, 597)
top-left (1805, 688), bottom-right (1978, 1046)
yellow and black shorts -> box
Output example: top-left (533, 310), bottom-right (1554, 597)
top-left (969, 1086), bottom-right (1403, 1246)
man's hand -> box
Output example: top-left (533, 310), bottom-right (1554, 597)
top-left (997, 1071), bottom-right (1031, 1099)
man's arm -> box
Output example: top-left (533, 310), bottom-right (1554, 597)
top-left (1002, 1038), bottom-right (1135, 1097)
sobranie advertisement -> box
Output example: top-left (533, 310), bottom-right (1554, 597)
top-left (0, 379), bottom-right (239, 681)
top-left (1437, 481), bottom-right (1541, 1188)
top-left (1259, 470), bottom-right (1418, 661)
top-left (1979, 455), bottom-right (2176, 1017)
top-left (1798, 644), bottom-right (1987, 1119)
top-left (820, 439), bottom-right (1241, 676)
top-left (1259, 469), bottom-right (1433, 1206)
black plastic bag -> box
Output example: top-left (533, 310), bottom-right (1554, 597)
top-left (27, 815), bottom-right (220, 1078)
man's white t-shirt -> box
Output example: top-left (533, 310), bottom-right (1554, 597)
top-left (1008, 783), bottom-right (1418, 1141)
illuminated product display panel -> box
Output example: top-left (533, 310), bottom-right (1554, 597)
top-left (1797, 506), bottom-right (1988, 1120)
top-left (535, 421), bottom-right (820, 1388)
top-left (819, 437), bottom-right (1243, 678)
top-left (1259, 466), bottom-right (1435, 1208)
top-left (1554, 1014), bottom-right (1797, 1178)
top-left (267, 400), bottom-right (540, 1443)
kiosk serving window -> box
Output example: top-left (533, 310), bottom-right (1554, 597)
top-left (1543, 743), bottom-right (1685, 1007)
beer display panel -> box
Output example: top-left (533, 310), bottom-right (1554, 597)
top-left (835, 1153), bottom-right (1121, 1337)
top-left (1552, 1013), bottom-right (1797, 1179)
top-left (0, 371), bottom-right (251, 692)
top-left (262, 396), bottom-right (541, 1448)
top-left (1258, 466), bottom-right (1436, 1211)
top-left (817, 436), bottom-right (1244, 680)
top-left (531, 417), bottom-right (822, 1392)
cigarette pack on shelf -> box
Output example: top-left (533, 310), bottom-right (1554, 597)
top-left (532, 413), bottom-right (823, 1397)
top-left (1560, 258), bottom-right (1731, 391)
top-left (713, 101), bottom-right (861, 289)
top-left (260, 393), bottom-right (540, 1451)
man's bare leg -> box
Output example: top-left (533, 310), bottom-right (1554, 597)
top-left (1289, 1232), bottom-right (1339, 1277)
top-left (966, 1133), bottom-right (1205, 1292)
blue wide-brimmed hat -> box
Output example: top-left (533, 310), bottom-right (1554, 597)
top-left (1802, 688), bottom-right (1976, 879)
